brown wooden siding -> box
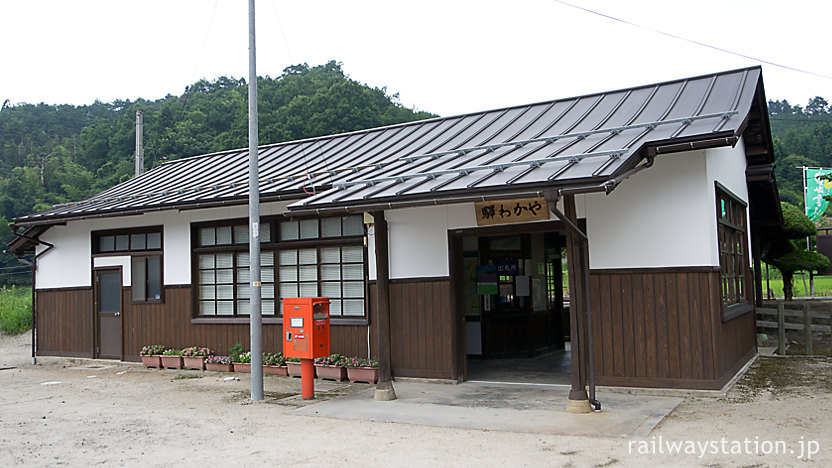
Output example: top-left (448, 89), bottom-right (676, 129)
top-left (36, 288), bottom-right (93, 358)
top-left (383, 278), bottom-right (453, 379)
top-left (120, 285), bottom-right (377, 361)
top-left (38, 278), bottom-right (452, 382)
top-left (590, 267), bottom-right (756, 390)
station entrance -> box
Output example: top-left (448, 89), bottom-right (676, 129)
top-left (453, 224), bottom-right (572, 384)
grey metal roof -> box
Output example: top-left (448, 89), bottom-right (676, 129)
top-left (13, 66), bottom-right (770, 225)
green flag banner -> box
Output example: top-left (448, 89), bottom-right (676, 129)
top-left (805, 168), bottom-right (832, 222)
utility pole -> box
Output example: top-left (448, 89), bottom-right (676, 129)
top-left (247, 0), bottom-right (263, 401)
top-left (135, 110), bottom-right (144, 176)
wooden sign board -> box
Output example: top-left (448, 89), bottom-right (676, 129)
top-left (474, 197), bottom-right (549, 226)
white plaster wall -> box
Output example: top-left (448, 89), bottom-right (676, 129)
top-left (579, 138), bottom-right (749, 269)
top-left (368, 204), bottom-right (478, 280)
top-left (369, 202), bottom-right (556, 280)
top-left (578, 149), bottom-right (714, 269)
top-left (36, 222), bottom-right (93, 289)
top-left (93, 256), bottom-right (131, 286)
top-left (35, 201), bottom-right (290, 289)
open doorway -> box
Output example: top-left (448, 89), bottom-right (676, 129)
top-left (455, 227), bottom-right (571, 384)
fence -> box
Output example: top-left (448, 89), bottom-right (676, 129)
top-left (757, 302), bottom-right (832, 355)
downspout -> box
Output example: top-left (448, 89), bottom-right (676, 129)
top-left (10, 233), bottom-right (55, 365)
top-left (546, 157), bottom-right (655, 413)
top-left (547, 201), bottom-right (600, 412)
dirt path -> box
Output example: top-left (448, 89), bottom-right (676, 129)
top-left (1, 332), bottom-right (830, 467)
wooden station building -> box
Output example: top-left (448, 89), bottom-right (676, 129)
top-left (8, 67), bottom-right (782, 403)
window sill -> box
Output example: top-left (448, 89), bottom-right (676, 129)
top-left (722, 302), bottom-right (753, 322)
top-left (190, 316), bottom-right (368, 326)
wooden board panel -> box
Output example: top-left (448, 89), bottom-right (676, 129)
top-left (589, 267), bottom-right (756, 388)
top-left (36, 288), bottom-right (93, 357)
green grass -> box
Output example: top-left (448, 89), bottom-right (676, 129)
top-left (763, 275), bottom-right (832, 298)
top-left (0, 286), bottom-right (32, 334)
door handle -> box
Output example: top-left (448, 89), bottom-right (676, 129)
top-left (114, 312), bottom-right (120, 317)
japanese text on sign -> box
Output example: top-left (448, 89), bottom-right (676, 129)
top-left (474, 197), bottom-right (549, 226)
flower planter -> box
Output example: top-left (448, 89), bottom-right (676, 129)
top-left (160, 355), bottom-right (183, 369)
top-left (206, 362), bottom-right (234, 372)
top-left (233, 363), bottom-right (251, 373)
top-left (141, 355), bottom-right (162, 368)
top-left (182, 356), bottom-right (205, 370)
top-left (347, 367), bottom-right (378, 384)
top-left (264, 365), bottom-right (288, 376)
top-left (286, 361), bottom-right (303, 378)
top-left (315, 364), bottom-right (347, 382)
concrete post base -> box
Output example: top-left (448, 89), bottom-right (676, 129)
top-left (374, 380), bottom-right (397, 401)
top-left (566, 398), bottom-right (592, 413)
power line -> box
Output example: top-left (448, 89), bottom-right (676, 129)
top-left (551, 0), bottom-right (832, 81)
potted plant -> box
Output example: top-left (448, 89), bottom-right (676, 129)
top-left (160, 348), bottom-right (183, 369)
top-left (263, 352), bottom-right (288, 376)
top-left (286, 357), bottom-right (303, 377)
top-left (140, 345), bottom-right (165, 368)
top-left (181, 346), bottom-right (212, 370)
top-left (205, 355), bottom-right (233, 372)
top-left (314, 354), bottom-right (347, 381)
top-left (233, 351), bottom-right (252, 373)
top-left (345, 357), bottom-right (379, 384)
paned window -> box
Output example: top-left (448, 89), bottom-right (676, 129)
top-left (93, 227), bottom-right (163, 303)
top-left (716, 185), bottom-right (751, 316)
top-left (193, 216), bottom-right (365, 319)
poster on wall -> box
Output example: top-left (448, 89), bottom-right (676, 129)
top-left (463, 258), bottom-right (480, 315)
top-left (476, 265), bottom-right (498, 295)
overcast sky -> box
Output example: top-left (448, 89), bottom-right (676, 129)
top-left (1, 0), bottom-right (830, 117)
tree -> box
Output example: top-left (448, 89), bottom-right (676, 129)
top-left (764, 203), bottom-right (830, 300)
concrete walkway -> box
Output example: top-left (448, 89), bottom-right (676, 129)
top-left (296, 380), bottom-right (681, 439)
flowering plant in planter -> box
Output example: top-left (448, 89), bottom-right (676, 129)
top-left (140, 345), bottom-right (166, 356)
top-left (342, 357), bottom-right (378, 368)
top-left (232, 351), bottom-right (252, 373)
top-left (314, 354), bottom-right (347, 381)
top-left (205, 355), bottom-right (231, 364)
top-left (285, 357), bottom-right (303, 377)
top-left (314, 354), bottom-right (345, 366)
top-left (160, 348), bottom-right (183, 369)
top-left (205, 355), bottom-right (233, 372)
top-left (228, 343), bottom-right (245, 363)
top-left (181, 347), bottom-right (212, 370)
top-left (264, 352), bottom-right (285, 366)
top-left (263, 352), bottom-right (288, 376)
top-left (181, 346), bottom-right (212, 357)
top-left (140, 345), bottom-right (166, 368)
top-left (343, 357), bottom-right (379, 383)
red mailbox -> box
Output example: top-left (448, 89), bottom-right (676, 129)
top-left (283, 297), bottom-right (330, 359)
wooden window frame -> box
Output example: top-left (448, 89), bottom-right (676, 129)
top-left (715, 182), bottom-right (753, 321)
top-left (190, 216), bottom-right (367, 325)
top-left (131, 254), bottom-right (164, 304)
top-left (92, 226), bottom-right (164, 304)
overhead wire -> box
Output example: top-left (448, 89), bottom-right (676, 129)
top-left (551, 0), bottom-right (832, 81)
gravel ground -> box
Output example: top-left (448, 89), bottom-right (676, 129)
top-left (1, 332), bottom-right (830, 467)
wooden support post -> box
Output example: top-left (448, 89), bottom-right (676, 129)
top-left (803, 303), bottom-right (812, 356)
top-left (373, 211), bottom-right (396, 401)
top-left (558, 194), bottom-right (590, 412)
top-left (777, 303), bottom-right (786, 356)
top-left (752, 230), bottom-right (763, 308)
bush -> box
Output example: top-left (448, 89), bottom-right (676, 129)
top-left (0, 286), bottom-right (32, 334)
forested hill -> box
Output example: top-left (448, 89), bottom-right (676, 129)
top-left (0, 61), bottom-right (435, 284)
top-left (0, 61), bottom-right (435, 223)
top-left (768, 97), bottom-right (832, 206)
